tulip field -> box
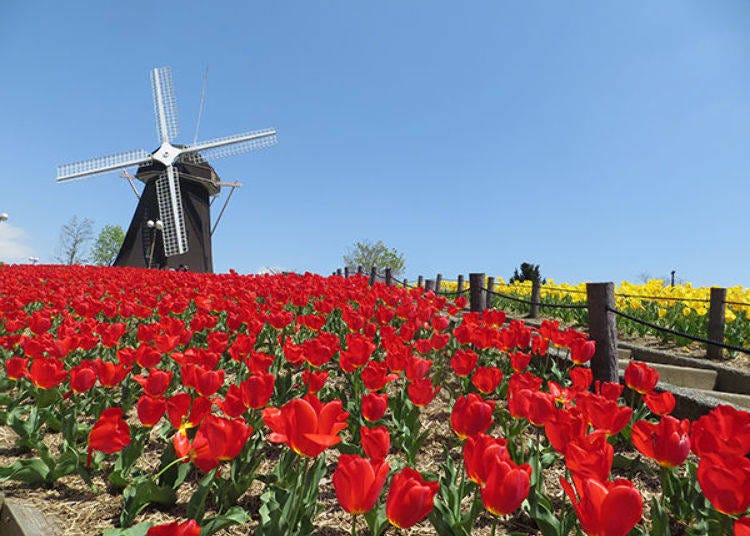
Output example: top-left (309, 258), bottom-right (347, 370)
top-left (459, 278), bottom-right (750, 354)
top-left (0, 265), bottom-right (749, 535)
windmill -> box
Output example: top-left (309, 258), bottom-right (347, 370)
top-left (56, 66), bottom-right (277, 272)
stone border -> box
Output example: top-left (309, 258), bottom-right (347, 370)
top-left (0, 495), bottom-right (59, 536)
top-left (620, 342), bottom-right (750, 395)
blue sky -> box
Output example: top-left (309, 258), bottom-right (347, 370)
top-left (1, 2), bottom-right (749, 286)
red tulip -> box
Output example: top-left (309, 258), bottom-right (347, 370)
top-left (544, 407), bottom-right (588, 454)
top-left (451, 393), bottom-right (495, 440)
top-left (642, 390), bottom-right (675, 416)
top-left (133, 368), bottom-right (173, 397)
top-left (87, 407), bottom-right (131, 467)
top-left (185, 415), bottom-right (253, 472)
top-left (137, 394), bottom-right (166, 427)
top-left (360, 425), bottom-right (390, 463)
top-left (70, 363), bottom-right (97, 394)
top-left (565, 431), bottom-right (614, 484)
top-left (577, 393), bottom-right (632, 436)
top-left (302, 369), bottom-right (328, 394)
top-left (385, 467), bottom-right (439, 529)
top-left (624, 361), bottom-right (659, 394)
top-left (361, 361), bottom-right (398, 391)
top-left (4, 356), bottom-right (28, 380)
top-left (481, 457), bottom-right (532, 516)
top-left (697, 453), bottom-right (750, 515)
top-left (561, 477), bottom-right (643, 536)
top-left (301, 333), bottom-right (340, 367)
top-left (262, 395), bottom-right (349, 457)
top-left (361, 392), bottom-right (388, 422)
top-left (450, 349), bottom-right (478, 377)
top-left (631, 416), bottom-right (690, 468)
top-left (407, 378), bottom-right (439, 407)
top-left (735, 517), bottom-right (750, 536)
top-left (508, 387), bottom-right (555, 426)
top-left (240, 372), bottom-right (275, 409)
top-left (531, 335), bottom-right (549, 356)
top-left (166, 393), bottom-right (211, 430)
top-left (29, 358), bottom-right (68, 389)
top-left (595, 381), bottom-right (624, 401)
top-left (405, 356), bottom-right (432, 380)
top-left (463, 433), bottom-right (509, 485)
top-left (509, 351), bottom-right (532, 373)
top-left (691, 404), bottom-right (750, 457)
top-left (147, 519), bottom-right (200, 536)
top-left (570, 339), bottom-right (596, 365)
top-left (95, 359), bottom-right (130, 388)
top-left (339, 333), bottom-right (376, 373)
top-left (133, 344), bottom-right (163, 368)
top-left (569, 366), bottom-right (593, 392)
top-left (193, 366), bottom-right (224, 397)
top-left (333, 454), bottom-right (390, 514)
top-left (471, 366), bottom-right (503, 394)
top-left (245, 350), bottom-right (275, 374)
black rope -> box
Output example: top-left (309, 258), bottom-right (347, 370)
top-left (615, 293), bottom-right (710, 304)
top-left (438, 288), bottom-right (470, 297)
top-left (606, 306), bottom-right (750, 355)
top-left (483, 288), bottom-right (588, 310)
top-left (724, 300), bottom-right (750, 308)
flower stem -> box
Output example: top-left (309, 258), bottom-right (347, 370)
top-left (491, 516), bottom-right (499, 536)
top-left (351, 515), bottom-right (357, 536)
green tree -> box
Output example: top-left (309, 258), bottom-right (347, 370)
top-left (90, 224), bottom-right (125, 266)
top-left (343, 239), bottom-right (406, 277)
top-left (509, 262), bottom-right (546, 284)
top-left (53, 216), bottom-right (94, 265)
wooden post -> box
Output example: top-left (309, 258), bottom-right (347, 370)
top-left (457, 275), bottom-right (464, 293)
top-left (486, 276), bottom-right (495, 310)
top-left (469, 273), bottom-right (485, 313)
top-left (417, 275), bottom-right (424, 287)
top-left (344, 266), bottom-right (350, 278)
top-left (435, 273), bottom-right (443, 294)
top-left (385, 268), bottom-right (393, 286)
top-left (586, 282), bottom-right (618, 384)
top-left (369, 267), bottom-right (377, 285)
top-left (425, 279), bottom-right (435, 292)
top-left (529, 279), bottom-right (541, 318)
top-left (357, 265), bottom-right (363, 275)
top-left (707, 287), bottom-right (726, 359)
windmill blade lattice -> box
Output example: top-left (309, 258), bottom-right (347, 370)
top-left (155, 167), bottom-right (188, 256)
top-left (151, 66), bottom-right (180, 144)
top-left (182, 129), bottom-right (277, 164)
top-left (57, 149), bottom-right (153, 182)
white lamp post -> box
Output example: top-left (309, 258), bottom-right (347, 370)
top-left (146, 219), bottom-right (163, 268)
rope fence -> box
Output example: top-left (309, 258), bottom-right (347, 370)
top-left (607, 306), bottom-right (750, 356)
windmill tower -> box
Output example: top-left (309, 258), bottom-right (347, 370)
top-left (56, 66), bottom-right (277, 272)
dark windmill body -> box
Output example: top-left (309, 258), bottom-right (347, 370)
top-left (114, 157), bottom-right (219, 272)
top-left (56, 66), bottom-right (277, 273)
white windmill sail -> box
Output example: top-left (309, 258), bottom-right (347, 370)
top-left (155, 168), bottom-right (188, 256)
top-left (150, 66), bottom-right (188, 257)
top-left (151, 66), bottom-right (180, 144)
top-left (57, 149), bottom-right (153, 182)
